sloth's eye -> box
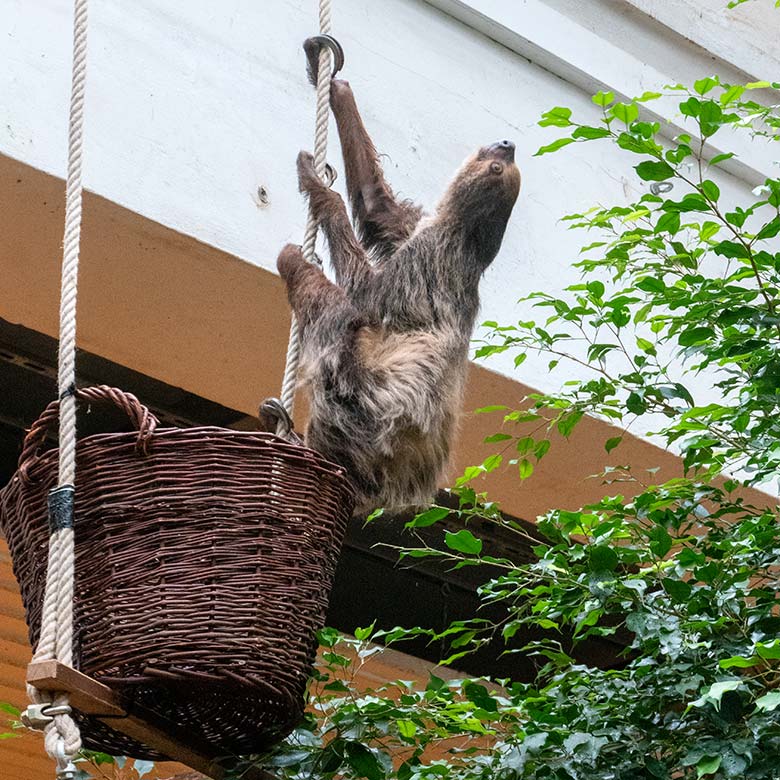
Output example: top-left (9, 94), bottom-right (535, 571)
top-left (490, 161), bottom-right (503, 175)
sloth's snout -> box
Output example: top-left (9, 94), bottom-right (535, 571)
top-left (486, 140), bottom-right (516, 162)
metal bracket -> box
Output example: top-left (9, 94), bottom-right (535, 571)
top-left (21, 703), bottom-right (53, 730)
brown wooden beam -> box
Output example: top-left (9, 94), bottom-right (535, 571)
top-left (27, 661), bottom-right (272, 780)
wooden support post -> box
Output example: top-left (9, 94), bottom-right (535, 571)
top-left (27, 661), bottom-right (273, 780)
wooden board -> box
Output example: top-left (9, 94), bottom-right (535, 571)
top-left (27, 661), bottom-right (272, 780)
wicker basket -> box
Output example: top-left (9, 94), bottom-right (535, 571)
top-left (0, 386), bottom-right (355, 760)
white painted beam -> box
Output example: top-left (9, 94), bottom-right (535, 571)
top-left (422, 0), bottom-right (777, 185)
top-left (621, 0), bottom-right (780, 83)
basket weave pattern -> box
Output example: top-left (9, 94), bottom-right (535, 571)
top-left (0, 386), bottom-right (355, 759)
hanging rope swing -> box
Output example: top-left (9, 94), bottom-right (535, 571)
top-left (0, 1), bottom-right (353, 778)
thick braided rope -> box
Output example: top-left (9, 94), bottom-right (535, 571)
top-left (26, 0), bottom-right (89, 769)
top-left (278, 0), bottom-right (334, 419)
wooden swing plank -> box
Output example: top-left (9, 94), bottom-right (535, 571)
top-left (27, 660), bottom-right (272, 780)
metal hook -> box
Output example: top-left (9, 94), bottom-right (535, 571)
top-left (323, 163), bottom-right (338, 187)
top-left (308, 34), bottom-right (345, 78)
top-left (650, 181), bottom-right (674, 195)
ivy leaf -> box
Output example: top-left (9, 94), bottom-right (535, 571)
top-left (755, 691), bottom-right (780, 712)
top-left (134, 761), bottom-right (156, 779)
top-left (697, 756), bottom-right (722, 778)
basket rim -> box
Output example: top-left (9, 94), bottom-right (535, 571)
top-left (3, 425), bottom-right (356, 498)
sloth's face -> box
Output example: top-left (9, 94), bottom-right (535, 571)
top-left (438, 141), bottom-right (521, 245)
top-left (472, 140), bottom-right (522, 201)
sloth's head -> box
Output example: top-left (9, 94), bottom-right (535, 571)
top-left (437, 140), bottom-right (521, 265)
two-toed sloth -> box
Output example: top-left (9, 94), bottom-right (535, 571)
top-left (276, 42), bottom-right (521, 514)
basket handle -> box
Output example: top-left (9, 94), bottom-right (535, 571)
top-left (18, 385), bottom-right (160, 480)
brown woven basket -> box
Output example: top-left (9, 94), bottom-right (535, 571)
top-left (0, 386), bottom-right (355, 760)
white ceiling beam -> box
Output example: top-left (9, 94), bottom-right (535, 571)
top-left (620, 0), bottom-right (780, 84)
top-left (421, 0), bottom-right (776, 186)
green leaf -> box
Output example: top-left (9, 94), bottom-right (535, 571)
top-left (755, 691), bottom-right (780, 712)
top-left (700, 179), bottom-right (720, 202)
top-left (626, 392), bottom-right (647, 415)
top-left (484, 432), bottom-right (513, 443)
top-left (697, 755), bottom-right (721, 778)
top-left (713, 240), bottom-right (750, 259)
top-left (589, 544), bottom-right (619, 571)
top-left (514, 352), bottom-right (527, 368)
top-left (709, 151), bottom-right (735, 166)
top-left (678, 327), bottom-right (713, 346)
top-left (475, 405), bottom-right (508, 414)
top-left (518, 459), bottom-right (534, 479)
top-left (679, 97), bottom-right (701, 117)
top-left (691, 680), bottom-right (743, 710)
top-left (611, 102), bottom-right (639, 124)
top-left (364, 507), bottom-right (384, 524)
top-left (345, 742), bottom-right (384, 780)
top-left (694, 77), bottom-right (719, 95)
top-left (605, 436), bottom-right (622, 453)
top-left (636, 337), bottom-right (656, 354)
top-left (662, 577), bottom-right (692, 602)
top-left (636, 160), bottom-right (675, 181)
top-left (464, 681), bottom-right (498, 712)
top-left (482, 453), bottom-right (503, 472)
top-left (407, 506), bottom-right (450, 528)
top-left (586, 280), bottom-right (605, 298)
top-left (648, 526), bottom-right (672, 557)
top-left (756, 216), bottom-right (780, 240)
top-left (0, 703), bottom-right (20, 717)
top-left (397, 719), bottom-right (417, 739)
top-left (534, 137), bottom-right (576, 156)
top-left (655, 211), bottom-right (680, 234)
top-left (637, 276), bottom-right (666, 293)
top-left (719, 655), bottom-right (758, 669)
top-left (445, 529), bottom-right (483, 555)
top-left (592, 91), bottom-right (615, 107)
top-left (354, 621), bottom-right (376, 641)
top-left (572, 126), bottom-right (611, 140)
top-left (539, 106), bottom-right (573, 127)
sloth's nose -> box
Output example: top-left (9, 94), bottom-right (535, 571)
top-left (487, 140), bottom-right (515, 162)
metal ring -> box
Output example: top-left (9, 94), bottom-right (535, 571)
top-left (44, 704), bottom-right (73, 717)
top-left (309, 34), bottom-right (345, 78)
top-left (650, 181), bottom-right (673, 195)
top-left (323, 163), bottom-right (338, 187)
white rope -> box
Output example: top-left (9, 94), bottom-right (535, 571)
top-left (278, 0), bottom-right (335, 421)
top-left (26, 0), bottom-right (89, 772)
